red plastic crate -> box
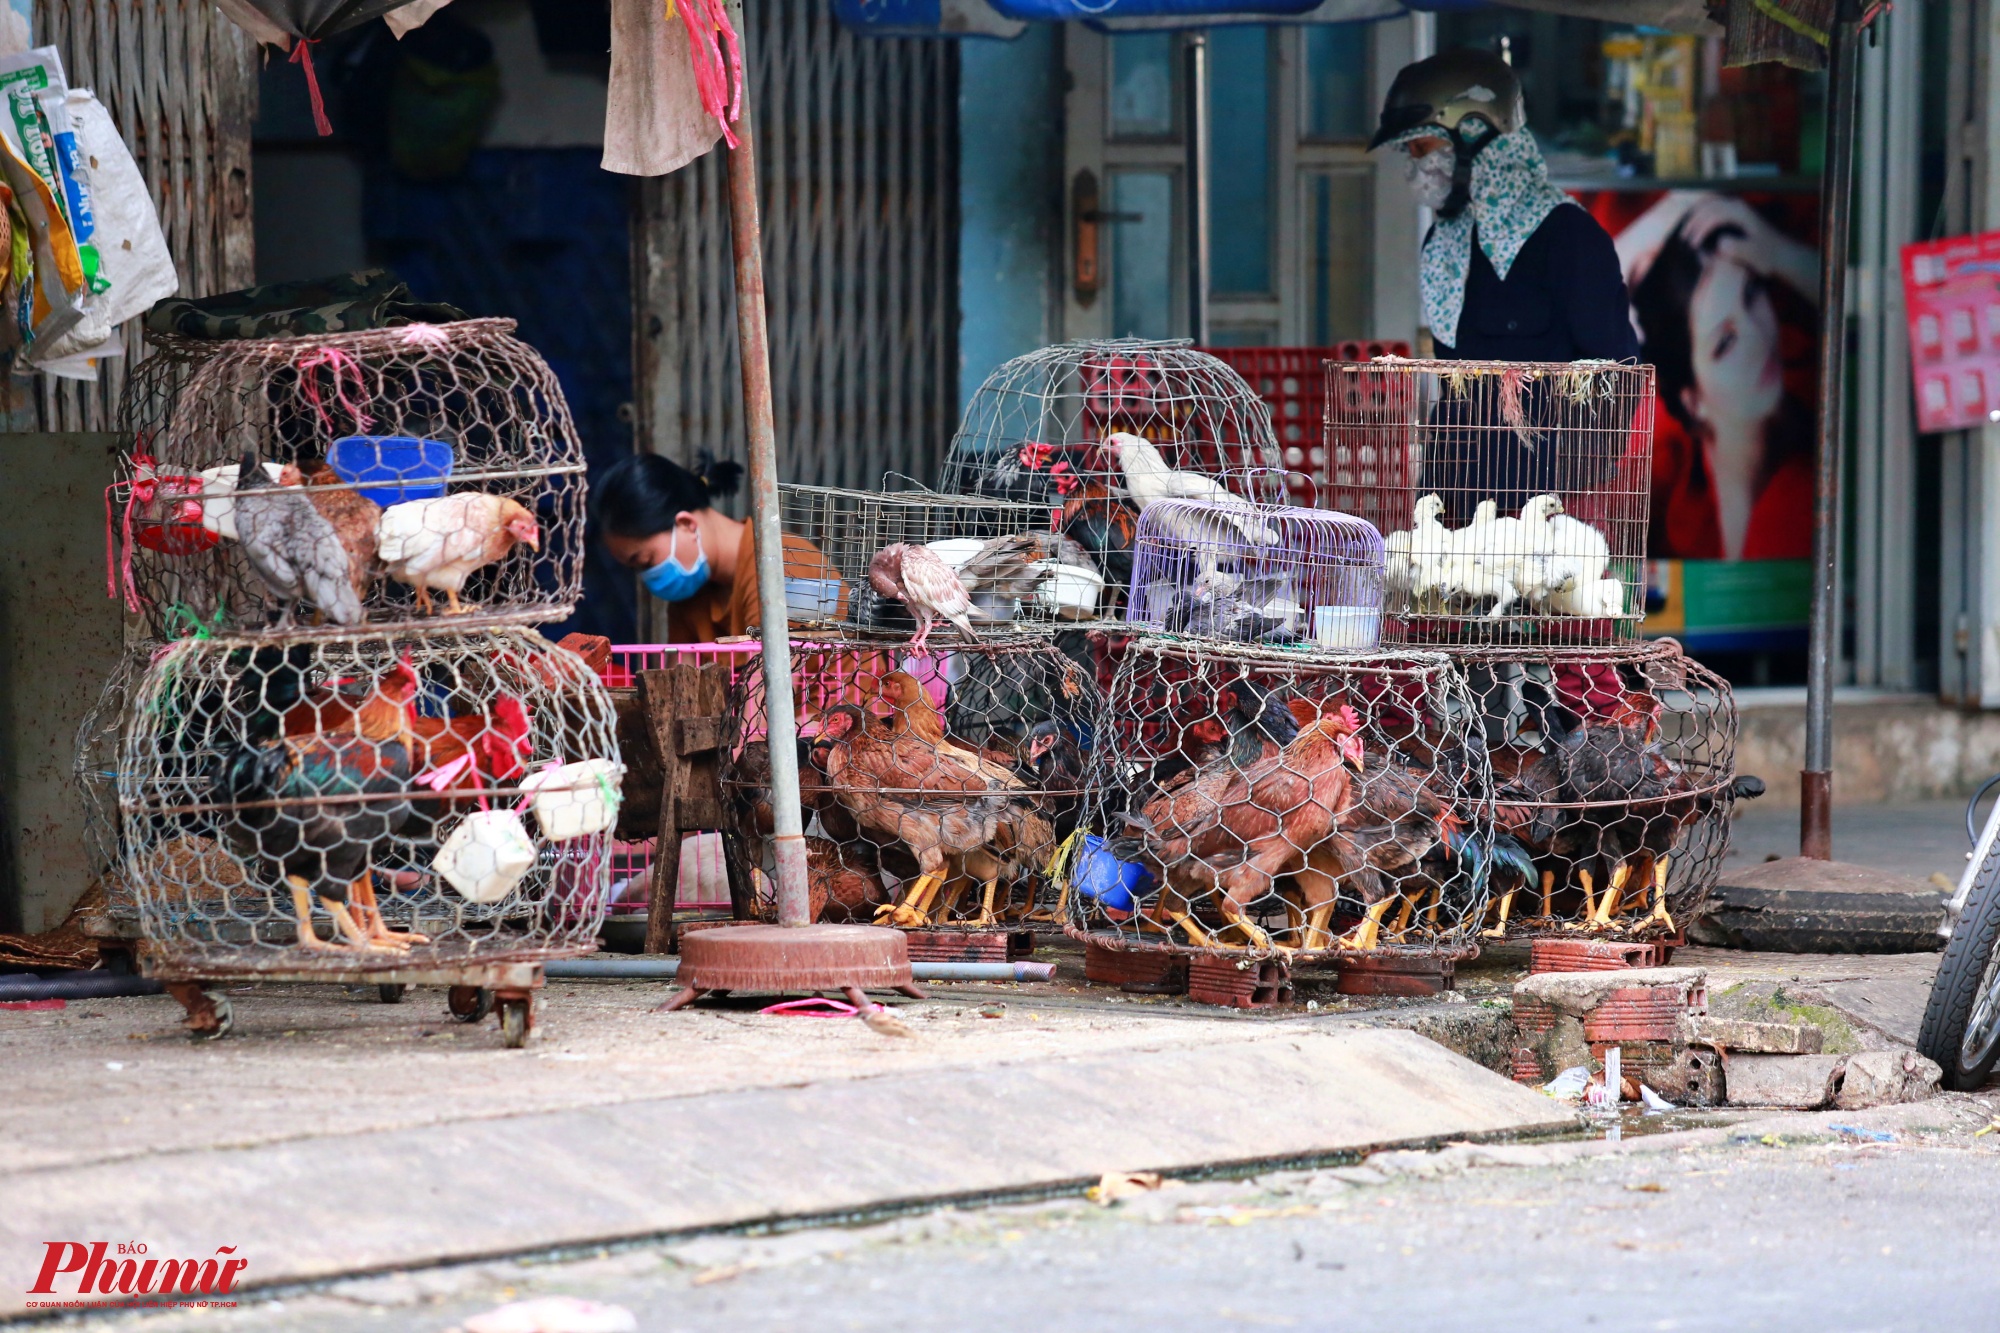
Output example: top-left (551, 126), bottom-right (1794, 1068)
top-left (1199, 342), bottom-right (1412, 504)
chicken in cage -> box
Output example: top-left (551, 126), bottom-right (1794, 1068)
top-left (110, 319), bottom-right (582, 639)
top-left (1457, 640), bottom-right (1757, 941)
top-left (1322, 358), bottom-right (1653, 648)
top-left (1124, 477), bottom-right (1387, 649)
top-left (1064, 636), bottom-right (1495, 961)
top-left (776, 481), bottom-right (1108, 640)
top-left (941, 340), bottom-right (1283, 613)
top-left (721, 635), bottom-right (1096, 930)
top-left (117, 628), bottom-right (620, 1006)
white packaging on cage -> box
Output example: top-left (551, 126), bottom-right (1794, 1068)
top-left (434, 810), bottom-right (538, 904)
top-left (520, 759), bottom-right (622, 840)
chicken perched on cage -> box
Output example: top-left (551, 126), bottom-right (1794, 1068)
top-left (377, 493), bottom-right (541, 616)
top-left (231, 453), bottom-right (366, 628)
top-left (213, 661), bottom-right (422, 951)
top-left (1100, 433), bottom-right (1277, 548)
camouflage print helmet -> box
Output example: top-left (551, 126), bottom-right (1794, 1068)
top-left (1367, 48), bottom-right (1524, 152)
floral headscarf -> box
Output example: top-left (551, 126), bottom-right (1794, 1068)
top-left (1405, 127), bottom-right (1577, 348)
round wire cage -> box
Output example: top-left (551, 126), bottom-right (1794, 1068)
top-left (117, 626), bottom-right (621, 977)
top-left (720, 634), bottom-right (1099, 930)
top-left (1321, 358), bottom-right (1654, 648)
top-left (1124, 486), bottom-right (1387, 649)
top-left (75, 642), bottom-right (157, 936)
top-left (1065, 635), bottom-right (1496, 963)
top-left (940, 340), bottom-right (1285, 614)
top-left (1460, 638), bottom-right (1740, 942)
top-left (112, 319), bottom-right (585, 640)
top-left (777, 480), bottom-right (1113, 634)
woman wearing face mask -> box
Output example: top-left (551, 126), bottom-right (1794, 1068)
top-left (596, 451), bottom-right (837, 642)
top-left (1369, 49), bottom-right (1639, 517)
top-left (1623, 195), bottom-right (1819, 560)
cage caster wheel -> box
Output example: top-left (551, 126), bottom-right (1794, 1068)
top-left (448, 986), bottom-right (493, 1024)
top-left (377, 983), bottom-right (408, 1004)
top-left (498, 996), bottom-right (534, 1049)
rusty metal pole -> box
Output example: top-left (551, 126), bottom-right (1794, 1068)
top-left (725, 93), bottom-right (811, 926)
top-left (1801, 0), bottom-right (1863, 861)
top-left (1182, 31), bottom-right (1211, 346)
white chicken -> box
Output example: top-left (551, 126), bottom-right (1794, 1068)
top-left (1549, 574), bottom-right (1626, 617)
top-left (198, 461), bottom-right (291, 542)
top-left (376, 493), bottom-right (541, 615)
top-left (1546, 511), bottom-right (1611, 595)
top-left (1501, 494), bottom-right (1568, 613)
top-left (1387, 494), bottom-right (1452, 608)
top-left (1100, 432), bottom-right (1278, 546)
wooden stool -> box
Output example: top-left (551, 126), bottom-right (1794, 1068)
top-left (639, 663), bottom-right (754, 954)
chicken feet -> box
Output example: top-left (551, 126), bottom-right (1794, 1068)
top-left (1335, 897), bottom-right (1396, 951)
top-left (288, 876), bottom-right (390, 951)
top-left (349, 870), bottom-right (429, 948)
top-left (875, 870), bottom-right (945, 928)
top-left (1645, 855), bottom-right (1675, 932)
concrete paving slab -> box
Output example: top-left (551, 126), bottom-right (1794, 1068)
top-left (0, 1026), bottom-right (1571, 1315)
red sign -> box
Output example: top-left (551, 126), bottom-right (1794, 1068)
top-left (1903, 231), bottom-right (2000, 433)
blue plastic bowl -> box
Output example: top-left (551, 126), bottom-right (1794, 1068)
top-left (328, 435), bottom-right (454, 507)
top-left (1070, 835), bottom-right (1154, 916)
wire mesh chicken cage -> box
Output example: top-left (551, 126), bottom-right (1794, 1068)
top-left (110, 319), bottom-right (583, 640)
top-left (1064, 635), bottom-right (1496, 964)
top-left (74, 642), bottom-right (158, 938)
top-left (1459, 638), bottom-right (1743, 942)
top-left (940, 340), bottom-right (1285, 614)
top-left (1321, 359), bottom-right (1654, 649)
top-left (719, 633), bottom-right (1098, 931)
top-left (1124, 478), bottom-right (1387, 649)
top-left (117, 626), bottom-right (621, 980)
top-left (776, 481), bottom-right (1112, 635)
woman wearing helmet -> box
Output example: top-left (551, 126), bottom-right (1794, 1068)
top-left (1372, 50), bottom-right (1640, 517)
top-left (1371, 48), bottom-right (1637, 365)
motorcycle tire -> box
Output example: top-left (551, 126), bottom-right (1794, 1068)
top-left (1918, 830), bottom-right (2000, 1089)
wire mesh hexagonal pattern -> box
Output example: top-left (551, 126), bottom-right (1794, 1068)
top-left (777, 482), bottom-right (1111, 634)
top-left (75, 643), bottom-right (156, 937)
top-left (720, 634), bottom-right (1098, 929)
top-left (1064, 636), bottom-right (1496, 963)
top-left (117, 627), bottom-right (620, 976)
top-left (1125, 488), bottom-right (1387, 649)
top-left (1321, 359), bottom-right (1654, 649)
top-left (112, 319), bottom-right (584, 640)
top-left (1465, 639), bottom-right (1740, 942)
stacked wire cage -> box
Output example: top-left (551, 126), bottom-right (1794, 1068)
top-left (1322, 359), bottom-right (1653, 648)
top-left (938, 339), bottom-right (1285, 617)
top-left (104, 320), bottom-right (619, 1042)
top-left (719, 633), bottom-right (1098, 934)
top-left (1063, 635), bottom-right (1496, 965)
top-left (73, 643), bottom-right (158, 945)
top-left (110, 318), bottom-right (581, 636)
top-left (1457, 638), bottom-right (1743, 943)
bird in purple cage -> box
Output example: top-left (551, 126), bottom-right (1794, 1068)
top-left (868, 542), bottom-right (980, 653)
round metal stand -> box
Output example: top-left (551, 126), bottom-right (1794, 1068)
top-left (655, 923), bottom-right (924, 1012)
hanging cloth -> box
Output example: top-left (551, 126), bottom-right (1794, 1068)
top-left (602, 0), bottom-right (738, 177)
top-left (1414, 127), bottom-right (1578, 350)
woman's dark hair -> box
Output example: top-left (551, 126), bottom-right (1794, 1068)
top-left (1632, 220), bottom-right (1732, 435)
top-left (594, 450), bottom-right (745, 538)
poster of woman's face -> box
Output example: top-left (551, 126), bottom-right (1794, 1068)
top-left (1575, 189), bottom-right (1823, 563)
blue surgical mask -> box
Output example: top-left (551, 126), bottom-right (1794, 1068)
top-left (640, 526), bottom-right (709, 602)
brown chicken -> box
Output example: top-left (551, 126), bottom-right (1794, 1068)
top-left (1124, 710), bottom-right (1365, 952)
top-left (280, 461), bottom-right (380, 610)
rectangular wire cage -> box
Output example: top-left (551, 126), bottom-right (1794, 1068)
top-left (1322, 359), bottom-right (1655, 649)
top-left (1065, 635), bottom-right (1495, 963)
top-left (117, 627), bottom-right (622, 977)
top-left (778, 481), bottom-right (1115, 633)
top-left (720, 633), bottom-right (1098, 930)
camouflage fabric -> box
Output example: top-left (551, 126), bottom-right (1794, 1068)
top-left (142, 268), bottom-right (468, 340)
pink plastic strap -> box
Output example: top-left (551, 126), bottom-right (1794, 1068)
top-left (416, 754), bottom-right (475, 791)
top-left (289, 41), bottom-right (333, 137)
top-left (675, 0), bottom-right (743, 147)
top-left (295, 346), bottom-right (375, 434)
top-left (399, 323), bottom-right (452, 349)
top-left (758, 997), bottom-right (860, 1017)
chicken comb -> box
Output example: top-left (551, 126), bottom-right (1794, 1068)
top-left (1335, 703), bottom-right (1363, 734)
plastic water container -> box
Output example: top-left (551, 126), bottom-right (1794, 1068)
top-left (1312, 604), bottom-right (1382, 650)
top-left (1070, 835), bottom-right (1154, 915)
top-left (328, 435), bottom-right (454, 506)
top-left (433, 810), bottom-right (537, 904)
top-left (784, 577), bottom-right (843, 621)
top-left (519, 760), bottom-right (622, 840)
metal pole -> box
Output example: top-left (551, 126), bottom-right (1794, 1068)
top-left (1183, 31), bottom-right (1211, 345)
top-left (1802, 0), bottom-right (1865, 860)
top-left (725, 91), bottom-right (811, 925)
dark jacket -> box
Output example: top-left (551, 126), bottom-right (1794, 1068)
top-left (1434, 204), bottom-right (1639, 363)
top-left (1420, 204), bottom-right (1641, 522)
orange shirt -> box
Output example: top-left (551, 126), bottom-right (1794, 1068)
top-left (664, 523), bottom-right (839, 643)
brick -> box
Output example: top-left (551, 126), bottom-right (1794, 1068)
top-left (1688, 1016), bottom-right (1824, 1055)
top-left (1724, 1054), bottom-right (1846, 1109)
top-left (1834, 1050), bottom-right (1942, 1109)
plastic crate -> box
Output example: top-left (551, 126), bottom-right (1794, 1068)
top-left (1198, 342), bottom-right (1412, 503)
